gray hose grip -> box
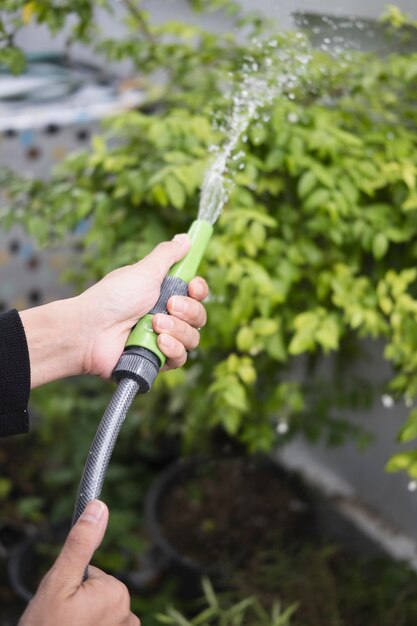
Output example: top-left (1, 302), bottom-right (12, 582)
top-left (150, 275), bottom-right (189, 315)
top-left (113, 275), bottom-right (189, 392)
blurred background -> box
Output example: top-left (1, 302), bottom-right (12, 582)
top-left (3, 1), bottom-right (417, 625)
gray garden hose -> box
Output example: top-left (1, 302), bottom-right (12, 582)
top-left (71, 220), bottom-right (213, 581)
top-left (71, 378), bottom-right (139, 526)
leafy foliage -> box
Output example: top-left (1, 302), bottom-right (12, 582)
top-left (157, 578), bottom-right (297, 626)
top-left (233, 543), bottom-right (417, 626)
top-left (2, 3), bottom-right (417, 471)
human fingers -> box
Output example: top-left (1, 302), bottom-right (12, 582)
top-left (166, 296), bottom-right (207, 329)
top-left (85, 565), bottom-right (109, 581)
top-left (153, 315), bottom-right (200, 352)
top-left (136, 234), bottom-right (191, 282)
top-left (157, 334), bottom-right (187, 370)
top-left (188, 277), bottom-right (209, 302)
top-left (49, 500), bottom-right (108, 589)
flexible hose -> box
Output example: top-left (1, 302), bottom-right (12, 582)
top-left (71, 221), bottom-right (213, 582)
top-left (72, 377), bottom-right (139, 527)
top-left (72, 377), bottom-right (139, 580)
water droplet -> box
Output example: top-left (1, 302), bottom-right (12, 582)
top-left (287, 112), bottom-right (299, 124)
top-left (381, 394), bottom-right (394, 408)
top-left (276, 421), bottom-right (289, 435)
top-left (197, 35), bottom-right (314, 225)
top-left (408, 481), bottom-right (417, 492)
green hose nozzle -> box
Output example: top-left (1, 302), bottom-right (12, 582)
top-left (112, 219), bottom-right (213, 391)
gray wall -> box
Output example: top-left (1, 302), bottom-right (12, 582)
top-left (281, 342), bottom-right (417, 541)
top-left (15, 0), bottom-right (417, 66)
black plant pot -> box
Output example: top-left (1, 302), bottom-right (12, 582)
top-left (8, 522), bottom-right (142, 603)
top-left (8, 523), bottom-right (69, 603)
top-left (126, 455), bottom-right (314, 597)
top-left (9, 456), bottom-right (314, 602)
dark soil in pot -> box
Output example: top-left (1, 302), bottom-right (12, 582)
top-left (147, 456), bottom-right (313, 580)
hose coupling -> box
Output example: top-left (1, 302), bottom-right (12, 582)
top-left (113, 347), bottom-right (160, 394)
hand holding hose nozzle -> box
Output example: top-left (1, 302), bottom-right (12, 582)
top-left (72, 220), bottom-right (213, 580)
top-left (113, 220), bottom-right (213, 391)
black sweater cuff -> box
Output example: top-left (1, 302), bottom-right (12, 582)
top-left (0, 309), bottom-right (31, 437)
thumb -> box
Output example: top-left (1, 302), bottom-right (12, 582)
top-left (52, 500), bottom-right (109, 585)
top-left (139, 234), bottom-right (191, 281)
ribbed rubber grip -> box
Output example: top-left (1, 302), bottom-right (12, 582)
top-left (150, 275), bottom-right (188, 315)
top-left (119, 274), bottom-right (190, 373)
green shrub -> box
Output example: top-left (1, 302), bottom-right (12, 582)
top-left (2, 3), bottom-right (417, 473)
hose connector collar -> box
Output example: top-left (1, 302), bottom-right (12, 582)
top-left (113, 347), bottom-right (160, 394)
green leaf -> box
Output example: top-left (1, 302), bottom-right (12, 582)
top-left (223, 381), bottom-right (248, 412)
top-left (315, 315), bottom-right (340, 352)
top-left (236, 326), bottom-right (255, 352)
top-left (266, 333), bottom-right (287, 362)
top-left (18, 497), bottom-right (43, 520)
top-left (156, 615), bottom-right (174, 624)
top-left (165, 176), bottom-right (185, 209)
top-left (222, 409), bottom-right (242, 435)
top-left (398, 408), bottom-right (417, 443)
top-left (339, 177), bottom-right (359, 204)
top-left (237, 358), bottom-right (257, 384)
top-left (372, 233), bottom-right (389, 259)
top-left (201, 577), bottom-right (219, 610)
top-left (297, 171), bottom-right (317, 200)
top-left (386, 452), bottom-right (416, 473)
top-left (303, 188), bottom-right (331, 212)
top-left (0, 478), bottom-right (12, 500)
top-left (252, 318), bottom-right (278, 336)
top-left (165, 608), bottom-right (193, 626)
top-left (402, 194), bottom-right (417, 211)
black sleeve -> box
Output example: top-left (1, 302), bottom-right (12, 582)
top-left (0, 309), bottom-right (31, 437)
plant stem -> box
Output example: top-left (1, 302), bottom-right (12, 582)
top-left (121, 0), bottom-right (155, 43)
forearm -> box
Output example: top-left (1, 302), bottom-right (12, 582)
top-left (20, 298), bottom-right (85, 388)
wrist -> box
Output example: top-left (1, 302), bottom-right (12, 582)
top-left (20, 297), bottom-right (87, 388)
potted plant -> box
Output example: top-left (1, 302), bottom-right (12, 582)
top-left (137, 455), bottom-right (312, 595)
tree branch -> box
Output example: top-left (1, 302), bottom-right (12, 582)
top-left (121, 0), bottom-right (155, 43)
